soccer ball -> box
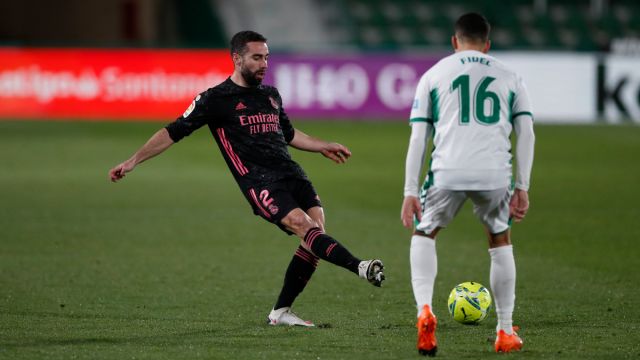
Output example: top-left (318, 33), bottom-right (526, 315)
top-left (447, 281), bottom-right (492, 324)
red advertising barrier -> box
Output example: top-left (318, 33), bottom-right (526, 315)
top-left (0, 48), bottom-right (232, 120)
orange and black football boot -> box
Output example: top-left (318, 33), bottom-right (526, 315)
top-left (495, 327), bottom-right (523, 353)
top-left (417, 305), bottom-right (437, 356)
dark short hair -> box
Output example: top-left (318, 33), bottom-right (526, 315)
top-left (454, 13), bottom-right (490, 43)
top-left (230, 30), bottom-right (267, 56)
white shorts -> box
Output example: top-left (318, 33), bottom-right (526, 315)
top-left (416, 186), bottom-right (512, 235)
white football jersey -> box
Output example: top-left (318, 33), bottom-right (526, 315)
top-left (410, 50), bottom-right (533, 190)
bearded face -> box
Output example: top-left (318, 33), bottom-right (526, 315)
top-left (235, 42), bottom-right (269, 87)
top-left (240, 63), bottom-right (264, 86)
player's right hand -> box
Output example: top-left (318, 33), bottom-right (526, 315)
top-left (401, 196), bottom-right (422, 229)
top-left (109, 160), bottom-right (134, 182)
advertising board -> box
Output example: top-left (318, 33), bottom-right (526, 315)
top-left (0, 48), bottom-right (231, 120)
top-left (0, 48), bottom-right (638, 123)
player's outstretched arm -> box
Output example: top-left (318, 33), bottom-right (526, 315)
top-left (109, 128), bottom-right (175, 182)
top-left (289, 129), bottom-right (352, 164)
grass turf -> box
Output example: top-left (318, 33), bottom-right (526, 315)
top-left (0, 120), bottom-right (639, 359)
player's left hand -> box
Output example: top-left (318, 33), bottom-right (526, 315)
top-left (321, 143), bottom-right (352, 164)
top-left (509, 188), bottom-right (529, 222)
top-left (401, 196), bottom-right (422, 229)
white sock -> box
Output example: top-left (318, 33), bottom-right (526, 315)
top-left (410, 235), bottom-right (437, 317)
top-left (489, 245), bottom-right (516, 334)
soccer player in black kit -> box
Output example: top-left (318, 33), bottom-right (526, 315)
top-left (109, 31), bottom-right (385, 327)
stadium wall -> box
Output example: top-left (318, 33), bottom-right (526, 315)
top-left (0, 48), bottom-right (638, 123)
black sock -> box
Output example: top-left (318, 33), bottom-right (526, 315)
top-left (274, 246), bottom-right (318, 310)
top-left (304, 227), bottom-right (361, 274)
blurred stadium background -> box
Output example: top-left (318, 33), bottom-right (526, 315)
top-left (1, 0), bottom-right (639, 122)
top-left (3, 0), bottom-right (640, 51)
top-left (1, 1), bottom-right (640, 359)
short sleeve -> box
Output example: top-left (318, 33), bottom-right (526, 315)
top-left (165, 93), bottom-right (211, 142)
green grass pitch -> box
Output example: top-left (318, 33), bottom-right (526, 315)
top-left (1, 120), bottom-right (639, 359)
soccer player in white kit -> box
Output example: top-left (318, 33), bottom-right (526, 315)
top-left (401, 13), bottom-right (535, 356)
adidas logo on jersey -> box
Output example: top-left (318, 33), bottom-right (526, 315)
top-left (235, 102), bottom-right (247, 110)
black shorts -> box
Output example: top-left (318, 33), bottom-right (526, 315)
top-left (242, 178), bottom-right (322, 234)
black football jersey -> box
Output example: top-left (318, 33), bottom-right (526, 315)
top-left (165, 78), bottom-right (307, 189)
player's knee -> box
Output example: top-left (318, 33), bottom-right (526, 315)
top-left (415, 227), bottom-right (440, 239)
top-left (305, 207), bottom-right (325, 232)
top-left (282, 211), bottom-right (316, 236)
top-left (488, 229), bottom-right (511, 247)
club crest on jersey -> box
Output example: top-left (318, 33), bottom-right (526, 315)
top-left (183, 94), bottom-right (201, 118)
top-left (269, 96), bottom-right (279, 110)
